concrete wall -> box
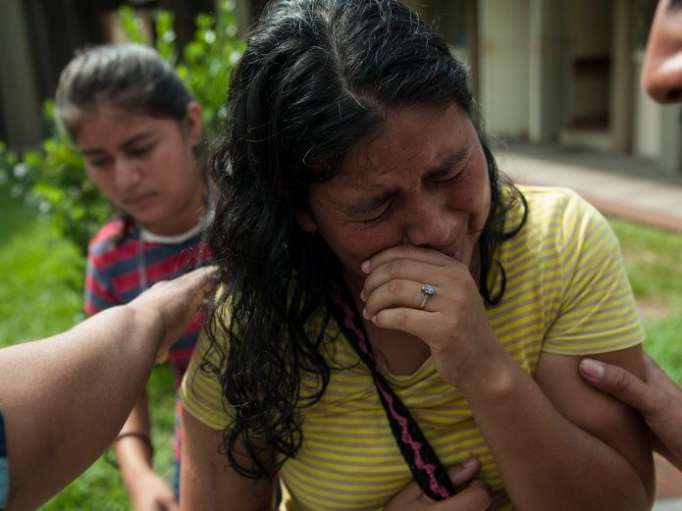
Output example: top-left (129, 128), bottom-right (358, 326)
top-left (478, 0), bottom-right (530, 139)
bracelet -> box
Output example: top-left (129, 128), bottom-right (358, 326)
top-left (114, 431), bottom-right (154, 457)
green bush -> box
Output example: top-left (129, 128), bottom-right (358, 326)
top-left (18, 102), bottom-right (110, 251)
top-left (2, 0), bottom-right (244, 252)
top-left (0, 141), bottom-right (35, 200)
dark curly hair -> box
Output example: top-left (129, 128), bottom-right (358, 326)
top-left (204, 0), bottom-right (527, 480)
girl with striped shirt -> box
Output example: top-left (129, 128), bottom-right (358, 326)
top-left (56, 43), bottom-right (211, 510)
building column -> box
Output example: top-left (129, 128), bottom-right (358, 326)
top-left (610, 0), bottom-right (633, 152)
top-left (0, 0), bottom-right (43, 150)
top-left (659, 105), bottom-right (682, 175)
top-left (466, 0), bottom-right (480, 101)
top-left (528, 0), bottom-right (564, 143)
top-left (478, 0), bottom-right (530, 139)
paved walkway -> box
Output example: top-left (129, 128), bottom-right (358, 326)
top-left (497, 143), bottom-right (682, 509)
top-left (498, 143), bottom-right (682, 232)
top-left (655, 454), bottom-right (682, 509)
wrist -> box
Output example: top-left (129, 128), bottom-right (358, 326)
top-left (453, 349), bottom-right (520, 402)
top-left (124, 301), bottom-right (165, 351)
top-left (120, 462), bottom-right (159, 494)
top-left (116, 431), bottom-right (154, 456)
top-left (114, 432), bottom-right (155, 479)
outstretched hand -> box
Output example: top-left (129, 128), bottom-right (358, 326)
top-left (128, 266), bottom-right (218, 361)
top-left (580, 353), bottom-right (682, 469)
top-left (129, 470), bottom-right (179, 511)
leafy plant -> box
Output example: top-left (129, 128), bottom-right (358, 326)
top-left (0, 141), bottom-right (31, 199)
top-left (16, 101), bottom-right (110, 250)
top-left (2, 0), bottom-right (243, 252)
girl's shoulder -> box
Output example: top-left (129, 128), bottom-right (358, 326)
top-left (87, 219), bottom-right (136, 258)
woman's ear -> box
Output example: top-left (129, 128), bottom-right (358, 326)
top-left (184, 101), bottom-right (204, 146)
top-left (295, 208), bottom-right (318, 233)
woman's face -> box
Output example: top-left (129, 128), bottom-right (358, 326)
top-left (75, 103), bottom-right (205, 235)
top-left (297, 103), bottom-right (491, 291)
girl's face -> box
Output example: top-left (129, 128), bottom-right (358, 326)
top-left (297, 103), bottom-right (491, 291)
top-left (75, 103), bottom-right (204, 235)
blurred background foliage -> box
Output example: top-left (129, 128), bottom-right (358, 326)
top-left (0, 0), bottom-right (243, 253)
top-left (0, 3), bottom-right (243, 507)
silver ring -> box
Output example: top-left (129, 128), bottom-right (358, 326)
top-left (419, 283), bottom-right (437, 309)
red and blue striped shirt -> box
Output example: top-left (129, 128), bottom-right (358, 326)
top-left (85, 219), bottom-right (212, 458)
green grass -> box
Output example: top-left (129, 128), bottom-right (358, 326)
top-left (0, 186), bottom-right (176, 509)
top-left (0, 189), bottom-right (83, 345)
top-left (609, 217), bottom-right (682, 385)
top-left (1, 184), bottom-right (681, 507)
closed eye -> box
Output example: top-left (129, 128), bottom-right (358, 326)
top-left (430, 167), bottom-right (464, 186)
top-left (360, 200), bottom-right (393, 224)
top-left (127, 143), bottom-right (155, 159)
top-left (426, 149), bottom-right (471, 186)
top-left (87, 156), bottom-right (113, 169)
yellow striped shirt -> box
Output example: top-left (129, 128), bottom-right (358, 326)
top-left (180, 186), bottom-right (644, 510)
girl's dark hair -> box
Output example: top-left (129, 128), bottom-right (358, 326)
top-left (205, 0), bottom-right (527, 479)
top-left (55, 43), bottom-right (194, 139)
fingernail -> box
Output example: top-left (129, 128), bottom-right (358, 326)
top-left (580, 359), bottom-right (605, 380)
top-left (362, 307), bottom-right (369, 319)
top-left (361, 260), bottom-right (371, 273)
top-left (360, 290), bottom-right (366, 302)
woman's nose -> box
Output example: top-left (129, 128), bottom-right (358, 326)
top-left (641, 4), bottom-right (682, 103)
top-left (403, 200), bottom-right (456, 248)
top-left (642, 51), bottom-right (682, 103)
top-left (114, 158), bottom-right (143, 191)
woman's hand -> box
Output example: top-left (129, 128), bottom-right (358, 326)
top-left (384, 459), bottom-right (490, 511)
top-left (580, 353), bottom-right (682, 470)
top-left (129, 470), bottom-right (179, 511)
top-left (361, 245), bottom-right (504, 387)
top-left (128, 266), bottom-right (217, 361)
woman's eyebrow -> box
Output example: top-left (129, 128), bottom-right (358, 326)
top-left (80, 131), bottom-right (156, 156)
top-left (119, 131), bottom-right (155, 150)
top-left (343, 189), bottom-right (396, 215)
top-left (424, 147), bottom-right (470, 179)
top-left (81, 147), bottom-right (107, 157)
top-left (341, 146), bottom-right (472, 215)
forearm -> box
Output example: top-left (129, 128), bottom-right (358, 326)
top-left (2, 303), bottom-right (163, 510)
top-left (580, 353), bottom-right (682, 472)
top-left (459, 354), bottom-right (651, 511)
top-left (180, 410), bottom-right (273, 511)
top-left (115, 393), bottom-right (156, 496)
